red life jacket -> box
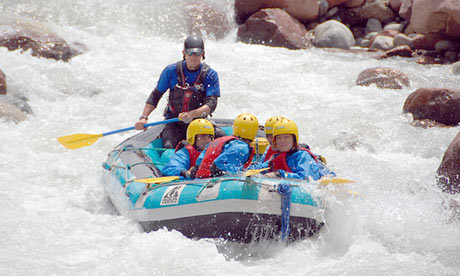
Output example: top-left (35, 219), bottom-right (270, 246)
top-left (175, 142), bottom-right (201, 168)
top-left (263, 146), bottom-right (278, 162)
top-left (269, 147), bottom-right (318, 173)
top-left (196, 136), bottom-right (255, 178)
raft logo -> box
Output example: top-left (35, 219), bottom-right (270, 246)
top-left (161, 185), bottom-right (185, 205)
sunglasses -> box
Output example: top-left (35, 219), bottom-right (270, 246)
top-left (185, 48), bottom-right (203, 56)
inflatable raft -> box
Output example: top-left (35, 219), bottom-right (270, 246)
top-left (101, 119), bottom-right (326, 242)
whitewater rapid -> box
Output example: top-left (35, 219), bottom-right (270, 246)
top-left (1, 1), bottom-right (459, 275)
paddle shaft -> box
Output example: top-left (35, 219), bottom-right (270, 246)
top-left (102, 118), bottom-right (179, 136)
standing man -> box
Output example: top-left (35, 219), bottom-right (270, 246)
top-left (135, 35), bottom-right (220, 148)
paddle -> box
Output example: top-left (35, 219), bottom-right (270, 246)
top-left (346, 190), bottom-right (366, 198)
top-left (318, 178), bottom-right (364, 198)
top-left (244, 167), bottom-right (270, 177)
top-left (58, 118), bottom-right (179, 150)
top-left (318, 177), bottom-right (356, 186)
top-left (134, 176), bottom-right (180, 184)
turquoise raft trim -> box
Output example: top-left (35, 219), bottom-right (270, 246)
top-left (103, 141), bottom-right (322, 211)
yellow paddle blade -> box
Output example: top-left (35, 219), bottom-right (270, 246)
top-left (57, 133), bottom-right (103, 150)
top-left (319, 177), bottom-right (356, 186)
top-left (134, 176), bottom-right (180, 184)
top-left (346, 190), bottom-right (366, 198)
top-left (244, 167), bottom-right (270, 177)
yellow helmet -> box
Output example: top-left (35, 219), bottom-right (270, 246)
top-left (186, 119), bottom-right (214, 145)
top-left (250, 137), bottom-right (270, 154)
top-left (264, 116), bottom-right (286, 135)
top-left (273, 119), bottom-right (298, 144)
top-left (233, 113), bottom-right (259, 141)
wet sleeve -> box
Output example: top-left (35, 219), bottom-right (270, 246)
top-left (203, 96), bottom-right (217, 113)
top-left (317, 161), bottom-right (337, 178)
top-left (249, 146), bottom-right (268, 168)
top-left (283, 151), bottom-right (319, 180)
top-left (161, 148), bottom-right (190, 177)
top-left (214, 141), bottom-right (250, 175)
top-left (247, 159), bottom-right (269, 170)
top-left (146, 88), bottom-right (163, 107)
top-left (204, 69), bottom-right (220, 97)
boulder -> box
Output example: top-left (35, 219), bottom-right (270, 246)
top-left (235, 0), bottom-right (265, 24)
top-left (435, 40), bottom-right (457, 53)
top-left (389, 0), bottom-right (412, 19)
top-left (437, 132), bottom-right (460, 194)
top-left (452, 61), bottom-right (460, 74)
top-left (377, 29), bottom-right (400, 38)
top-left (0, 69), bottom-right (6, 95)
top-left (324, 7), bottom-right (340, 19)
top-left (356, 67), bottom-right (410, 89)
top-left (327, 0), bottom-right (348, 8)
top-left (365, 18), bottom-right (383, 35)
top-left (415, 52), bottom-right (446, 64)
top-left (404, 22), bottom-right (416, 35)
top-left (445, 51), bottom-right (459, 63)
top-left (368, 30), bottom-right (399, 48)
top-left (370, 35), bottom-right (394, 51)
top-left (399, 0), bottom-right (413, 20)
top-left (411, 0), bottom-right (460, 40)
top-left (185, 2), bottom-right (231, 40)
top-left (403, 88), bottom-right (460, 126)
top-left (318, 0), bottom-right (329, 17)
top-left (412, 33), bottom-right (446, 50)
top-left (393, 33), bottom-right (413, 47)
top-left (237, 8), bottom-right (312, 49)
top-left (262, 0), bottom-right (320, 22)
top-left (345, 0), bottom-right (366, 8)
top-left (0, 22), bottom-right (84, 62)
top-left (0, 95), bottom-right (33, 115)
top-left (0, 95), bottom-right (29, 123)
top-left (347, 0), bottom-right (396, 25)
top-left (384, 23), bottom-right (405, 32)
top-left (383, 45), bottom-right (413, 57)
top-left (389, 0), bottom-right (403, 11)
top-left (235, 0), bottom-right (320, 23)
top-left (313, 20), bottom-right (355, 49)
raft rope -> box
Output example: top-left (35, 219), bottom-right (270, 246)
top-left (105, 146), bottom-right (168, 172)
top-left (107, 146), bottom-right (299, 240)
top-left (277, 181), bottom-right (292, 241)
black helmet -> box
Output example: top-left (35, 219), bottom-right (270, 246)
top-left (184, 35), bottom-right (204, 54)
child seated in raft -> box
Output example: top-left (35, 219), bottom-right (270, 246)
top-left (250, 119), bottom-right (335, 181)
top-left (190, 113), bottom-right (259, 178)
top-left (259, 116), bottom-right (286, 162)
top-left (161, 119), bottom-right (214, 179)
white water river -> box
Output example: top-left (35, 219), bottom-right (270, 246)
top-left (1, 1), bottom-right (459, 275)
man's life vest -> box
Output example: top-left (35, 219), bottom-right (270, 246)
top-left (166, 61), bottom-right (210, 118)
top-left (175, 142), bottom-right (201, 168)
top-left (269, 147), bottom-right (318, 173)
top-left (196, 136), bottom-right (255, 178)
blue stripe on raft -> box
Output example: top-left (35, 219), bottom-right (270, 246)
top-left (292, 189), bottom-right (319, 207)
top-left (114, 172), bottom-right (320, 210)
